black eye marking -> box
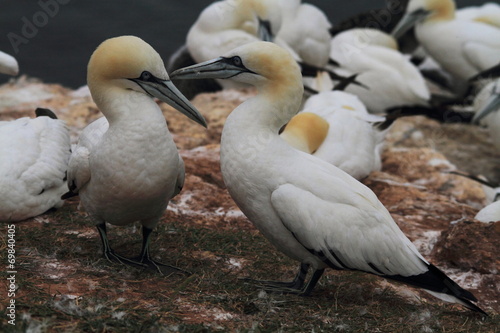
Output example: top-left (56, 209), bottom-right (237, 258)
top-left (140, 71), bottom-right (153, 81)
top-left (231, 56), bottom-right (243, 67)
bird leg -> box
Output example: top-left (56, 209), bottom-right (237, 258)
top-left (96, 223), bottom-right (147, 268)
top-left (241, 263), bottom-right (310, 293)
top-left (131, 226), bottom-right (190, 276)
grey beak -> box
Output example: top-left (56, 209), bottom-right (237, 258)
top-left (170, 56), bottom-right (255, 80)
top-left (391, 9), bottom-right (431, 39)
top-left (473, 89), bottom-right (500, 124)
top-left (132, 75), bottom-right (207, 128)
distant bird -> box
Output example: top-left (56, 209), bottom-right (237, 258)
top-left (392, 0), bottom-right (500, 91)
top-left (329, 28), bottom-right (430, 113)
top-left (182, 0), bottom-right (350, 93)
top-left (278, 0), bottom-right (332, 68)
top-left (472, 78), bottom-right (500, 150)
top-left (280, 91), bottom-right (386, 180)
top-left (0, 51), bottom-right (18, 76)
top-left (475, 201), bottom-right (500, 223)
top-left (456, 2), bottom-right (500, 28)
top-left (171, 41), bottom-right (485, 314)
top-left (0, 108), bottom-right (70, 222)
top-left (64, 36), bottom-right (206, 272)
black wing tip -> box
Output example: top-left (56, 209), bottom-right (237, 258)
top-left (35, 107), bottom-right (58, 119)
top-left (383, 263), bottom-right (487, 315)
top-left (61, 191), bottom-right (78, 200)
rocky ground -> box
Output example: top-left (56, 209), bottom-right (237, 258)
top-left (0, 77), bottom-right (499, 332)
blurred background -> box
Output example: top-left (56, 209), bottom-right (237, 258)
top-left (0, 0), bottom-right (482, 88)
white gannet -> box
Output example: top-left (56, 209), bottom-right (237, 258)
top-left (472, 78), bottom-right (500, 150)
top-left (0, 108), bottom-right (70, 222)
top-left (475, 201), bottom-right (500, 223)
top-left (456, 2), bottom-right (500, 28)
top-left (64, 36), bottom-right (206, 272)
top-left (392, 0), bottom-right (500, 87)
top-left (186, 0), bottom-right (285, 90)
top-left (329, 28), bottom-right (430, 114)
top-left (280, 91), bottom-right (386, 180)
top-left (0, 51), bottom-right (19, 76)
top-left (171, 41), bottom-right (485, 314)
top-left (277, 0), bottom-right (332, 68)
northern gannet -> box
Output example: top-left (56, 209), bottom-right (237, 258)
top-left (171, 41), bottom-right (485, 314)
top-left (0, 108), bottom-right (70, 222)
top-left (475, 201), bottom-right (500, 223)
top-left (456, 2), bottom-right (500, 28)
top-left (392, 0), bottom-right (500, 86)
top-left (472, 78), bottom-right (500, 150)
top-left (0, 51), bottom-right (19, 76)
top-left (280, 91), bottom-right (385, 180)
top-left (65, 36), bottom-right (207, 272)
top-left (277, 0), bottom-right (331, 68)
top-left (329, 28), bottom-right (430, 114)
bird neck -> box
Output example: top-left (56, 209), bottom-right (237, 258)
top-left (425, 0), bottom-right (455, 23)
top-left (90, 84), bottom-right (165, 126)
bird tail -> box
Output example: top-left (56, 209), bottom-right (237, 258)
top-left (383, 263), bottom-right (487, 315)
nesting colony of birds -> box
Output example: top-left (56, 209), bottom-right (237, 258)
top-left (0, 0), bottom-right (499, 330)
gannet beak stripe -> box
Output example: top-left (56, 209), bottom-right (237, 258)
top-left (258, 17), bottom-right (274, 42)
top-left (171, 56), bottom-right (256, 80)
top-left (391, 8), bottom-right (431, 39)
top-left (129, 71), bottom-right (207, 128)
top-left (473, 86), bottom-right (500, 124)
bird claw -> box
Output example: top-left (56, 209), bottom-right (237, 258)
top-left (131, 255), bottom-right (191, 276)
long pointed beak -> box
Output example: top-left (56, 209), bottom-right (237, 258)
top-left (170, 57), bottom-right (254, 80)
top-left (0, 51), bottom-right (19, 76)
top-left (135, 78), bottom-right (207, 128)
top-left (391, 9), bottom-right (430, 39)
top-left (473, 91), bottom-right (500, 124)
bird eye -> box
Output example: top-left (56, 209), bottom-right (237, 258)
top-left (140, 71), bottom-right (152, 81)
top-left (232, 56), bottom-right (242, 67)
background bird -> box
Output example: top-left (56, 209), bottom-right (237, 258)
top-left (171, 41), bottom-right (485, 314)
top-left (280, 90), bottom-right (386, 180)
top-left (0, 50), bottom-right (18, 76)
top-left (0, 108), bottom-right (70, 222)
top-left (64, 36), bottom-right (206, 273)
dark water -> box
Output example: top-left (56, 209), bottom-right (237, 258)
top-left (0, 0), bottom-right (482, 88)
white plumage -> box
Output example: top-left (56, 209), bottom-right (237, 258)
top-left (392, 0), bottom-right (500, 87)
top-left (277, 0), bottom-right (332, 68)
top-left (0, 109), bottom-right (70, 222)
top-left (65, 36), bottom-right (206, 271)
top-left (472, 78), bottom-right (500, 150)
top-left (329, 28), bottom-right (430, 113)
top-left (280, 91), bottom-right (385, 180)
top-left (475, 200), bottom-right (500, 223)
top-left (171, 41), bottom-right (485, 314)
top-left (0, 51), bottom-right (18, 76)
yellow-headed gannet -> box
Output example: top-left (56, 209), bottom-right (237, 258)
top-left (392, 0), bottom-right (500, 86)
top-left (0, 51), bottom-right (19, 76)
top-left (329, 28), bottom-right (430, 114)
top-left (280, 91), bottom-right (386, 180)
top-left (0, 108), bottom-right (70, 222)
top-left (171, 41), bottom-right (485, 314)
top-left (64, 36), bottom-right (206, 272)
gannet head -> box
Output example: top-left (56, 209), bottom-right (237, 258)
top-left (473, 79), bottom-right (500, 124)
top-left (0, 51), bottom-right (19, 76)
top-left (198, 0), bottom-right (282, 41)
top-left (391, 0), bottom-right (456, 39)
top-left (87, 35), bottom-right (206, 127)
top-left (280, 112), bottom-right (329, 154)
top-left (304, 91), bottom-right (368, 116)
top-left (171, 41), bottom-right (303, 99)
